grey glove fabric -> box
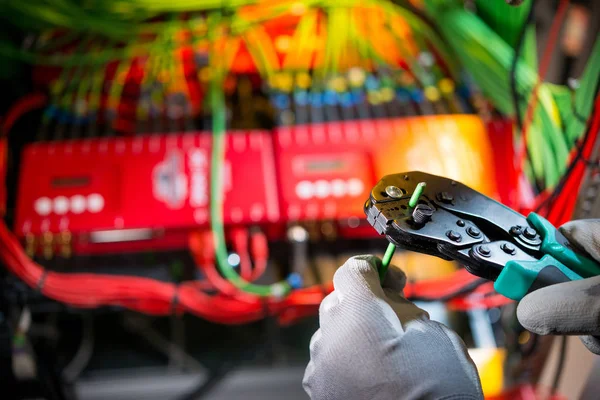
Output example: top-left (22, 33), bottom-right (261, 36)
top-left (517, 219), bottom-right (600, 354)
top-left (303, 255), bottom-right (483, 400)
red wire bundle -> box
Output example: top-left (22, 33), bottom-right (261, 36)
top-left (1, 220), bottom-right (331, 324)
top-left (447, 283), bottom-right (512, 311)
top-left (404, 268), bottom-right (479, 300)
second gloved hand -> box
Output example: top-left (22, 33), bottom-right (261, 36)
top-left (518, 219), bottom-right (600, 354)
top-left (303, 255), bottom-right (483, 400)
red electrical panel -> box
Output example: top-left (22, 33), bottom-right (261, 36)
top-left (15, 131), bottom-right (280, 254)
top-left (274, 121), bottom-right (380, 222)
top-left (15, 115), bottom-right (507, 255)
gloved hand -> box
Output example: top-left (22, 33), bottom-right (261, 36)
top-left (303, 255), bottom-right (483, 400)
top-left (517, 219), bottom-right (600, 354)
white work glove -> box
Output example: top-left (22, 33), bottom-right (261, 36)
top-left (303, 255), bottom-right (483, 400)
top-left (518, 219), bottom-right (600, 354)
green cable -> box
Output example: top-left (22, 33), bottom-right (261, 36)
top-left (209, 53), bottom-right (291, 299)
top-left (566, 34), bottom-right (600, 143)
top-left (379, 181), bottom-right (426, 281)
top-left (408, 182), bottom-right (426, 208)
top-left (426, 5), bottom-right (567, 188)
top-left (379, 242), bottom-right (396, 282)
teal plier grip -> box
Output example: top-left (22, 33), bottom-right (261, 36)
top-left (494, 213), bottom-right (600, 300)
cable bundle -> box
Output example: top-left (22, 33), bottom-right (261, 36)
top-left (533, 93), bottom-right (600, 226)
top-left (2, 0), bottom-right (457, 137)
top-left (424, 0), bottom-right (600, 194)
top-left (0, 216), bottom-right (332, 324)
top-left (3, 0), bottom-right (597, 324)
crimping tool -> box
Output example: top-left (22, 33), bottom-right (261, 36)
top-left (364, 171), bottom-right (600, 300)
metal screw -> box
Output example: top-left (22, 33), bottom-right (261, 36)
top-left (456, 220), bottom-right (465, 227)
top-left (523, 227), bottom-right (537, 239)
top-left (501, 242), bottom-right (516, 255)
top-left (412, 204), bottom-right (434, 224)
top-left (451, 181), bottom-right (457, 186)
top-left (438, 191), bottom-right (454, 203)
top-left (446, 230), bottom-right (462, 242)
top-left (466, 226), bottom-right (481, 238)
top-left (477, 245), bottom-right (491, 257)
top-left (403, 175), bottom-right (409, 180)
top-left (385, 185), bottom-right (404, 199)
top-left (510, 226), bottom-right (522, 236)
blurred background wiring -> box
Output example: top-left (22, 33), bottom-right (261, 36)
top-left (0, 0), bottom-right (599, 399)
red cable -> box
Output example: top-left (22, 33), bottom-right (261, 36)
top-left (249, 230), bottom-right (268, 281)
top-left (188, 230), bottom-right (335, 322)
top-left (189, 230), bottom-right (259, 303)
top-left (446, 281), bottom-right (513, 311)
top-left (231, 228), bottom-right (253, 281)
top-left (547, 95), bottom-right (600, 225)
top-left (403, 269), bottom-right (483, 300)
top-left (185, 280), bottom-right (214, 291)
top-left (1, 93), bottom-right (48, 136)
top-left (448, 293), bottom-right (513, 311)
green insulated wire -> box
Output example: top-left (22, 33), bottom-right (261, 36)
top-left (424, 5), bottom-right (570, 189)
top-left (380, 181), bottom-right (426, 281)
top-left (209, 66), bottom-right (291, 298)
top-left (408, 182), bottom-right (426, 208)
top-left (379, 242), bottom-right (396, 282)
